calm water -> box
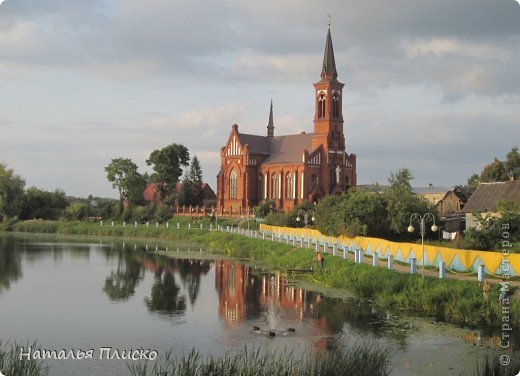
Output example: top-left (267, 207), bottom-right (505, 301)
top-left (0, 233), bottom-right (511, 375)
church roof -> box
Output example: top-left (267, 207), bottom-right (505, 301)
top-left (237, 133), bottom-right (271, 154)
top-left (237, 132), bottom-right (313, 165)
top-left (263, 133), bottom-right (314, 165)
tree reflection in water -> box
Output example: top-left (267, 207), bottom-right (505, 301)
top-left (0, 236), bottom-right (22, 292)
top-left (103, 249), bottom-right (145, 301)
top-left (144, 256), bottom-right (211, 315)
top-left (145, 271), bottom-right (186, 315)
top-left (102, 243), bottom-right (212, 316)
top-left (177, 258), bottom-right (211, 306)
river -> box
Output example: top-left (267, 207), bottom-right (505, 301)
top-left (0, 233), bottom-right (510, 375)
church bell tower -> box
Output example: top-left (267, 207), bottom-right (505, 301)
top-left (312, 22), bottom-right (347, 193)
top-left (312, 22), bottom-right (345, 152)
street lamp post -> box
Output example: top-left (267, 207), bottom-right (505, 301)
top-left (408, 213), bottom-right (438, 278)
top-left (296, 209), bottom-right (315, 227)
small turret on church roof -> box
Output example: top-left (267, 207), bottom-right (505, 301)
top-left (267, 99), bottom-right (275, 138)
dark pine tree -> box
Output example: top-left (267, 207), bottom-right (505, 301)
top-left (180, 155), bottom-right (204, 206)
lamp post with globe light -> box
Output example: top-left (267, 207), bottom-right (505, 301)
top-left (296, 210), bottom-right (315, 227)
top-left (408, 213), bottom-right (438, 278)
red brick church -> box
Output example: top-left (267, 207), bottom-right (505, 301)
top-left (216, 25), bottom-right (357, 214)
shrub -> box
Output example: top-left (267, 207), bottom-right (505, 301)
top-left (154, 204), bottom-right (172, 223)
top-left (0, 216), bottom-right (19, 231)
top-left (63, 203), bottom-right (90, 221)
top-left (132, 205), bottom-right (157, 223)
top-left (265, 212), bottom-right (289, 226)
top-left (122, 207), bottom-right (133, 223)
top-left (253, 200), bottom-right (276, 218)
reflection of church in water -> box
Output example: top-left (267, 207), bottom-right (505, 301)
top-left (215, 260), bottom-right (332, 348)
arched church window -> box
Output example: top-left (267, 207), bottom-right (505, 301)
top-left (229, 169), bottom-right (238, 199)
top-left (318, 93), bottom-right (326, 118)
top-left (332, 93), bottom-right (340, 118)
top-left (286, 173), bottom-right (293, 199)
top-left (272, 173), bottom-right (281, 199)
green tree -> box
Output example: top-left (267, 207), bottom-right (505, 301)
top-left (505, 146), bottom-right (520, 180)
top-left (253, 200), bottom-right (276, 218)
top-left (63, 203), bottom-right (90, 220)
top-left (314, 195), bottom-right (346, 236)
top-left (467, 173), bottom-right (480, 192)
top-left (465, 200), bottom-right (520, 250)
top-left (387, 168), bottom-right (413, 193)
top-left (126, 172), bottom-right (148, 207)
top-left (154, 204), bottom-right (172, 223)
top-left (342, 189), bottom-right (389, 237)
top-left (180, 155), bottom-right (203, 206)
top-left (146, 144), bottom-right (190, 204)
top-left (467, 147), bottom-right (519, 188)
top-left (0, 163), bottom-right (25, 221)
top-left (480, 158), bottom-right (508, 182)
top-left (20, 187), bottom-right (67, 220)
top-left (105, 158), bottom-right (146, 208)
top-left (286, 200), bottom-right (315, 228)
top-left (384, 168), bottom-right (430, 236)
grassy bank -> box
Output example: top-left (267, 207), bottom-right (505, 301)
top-left (128, 344), bottom-right (391, 376)
top-left (7, 220), bottom-right (520, 330)
top-left (0, 342), bottom-right (47, 376)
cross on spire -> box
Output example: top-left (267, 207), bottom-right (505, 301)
top-left (321, 18), bottom-right (337, 80)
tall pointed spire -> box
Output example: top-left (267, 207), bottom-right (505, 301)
top-left (267, 98), bottom-right (274, 138)
top-left (321, 19), bottom-right (337, 80)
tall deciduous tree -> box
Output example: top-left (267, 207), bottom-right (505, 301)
top-left (20, 187), bottom-right (67, 220)
top-left (105, 158), bottom-right (145, 208)
top-left (342, 188), bottom-right (389, 237)
top-left (505, 146), bottom-right (520, 180)
top-left (467, 173), bottom-right (480, 192)
top-left (385, 168), bottom-right (430, 235)
top-left (480, 158), bottom-right (508, 183)
top-left (0, 163), bottom-right (25, 221)
top-left (146, 144), bottom-right (190, 204)
top-left (468, 146), bottom-right (520, 186)
top-left (180, 155), bottom-right (203, 206)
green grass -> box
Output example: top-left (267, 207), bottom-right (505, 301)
top-left (128, 344), bottom-right (391, 376)
top-left (0, 341), bottom-right (47, 376)
top-left (7, 220), bottom-right (520, 330)
top-left (464, 354), bottom-right (520, 376)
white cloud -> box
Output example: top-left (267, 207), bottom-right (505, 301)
top-left (0, 0), bottom-right (519, 196)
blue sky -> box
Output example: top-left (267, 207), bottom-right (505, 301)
top-left (1, 0), bottom-right (519, 198)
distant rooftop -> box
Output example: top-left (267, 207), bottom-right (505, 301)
top-left (357, 185), bottom-right (453, 194)
top-left (412, 187), bottom-right (451, 194)
top-left (462, 181), bottom-right (520, 213)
